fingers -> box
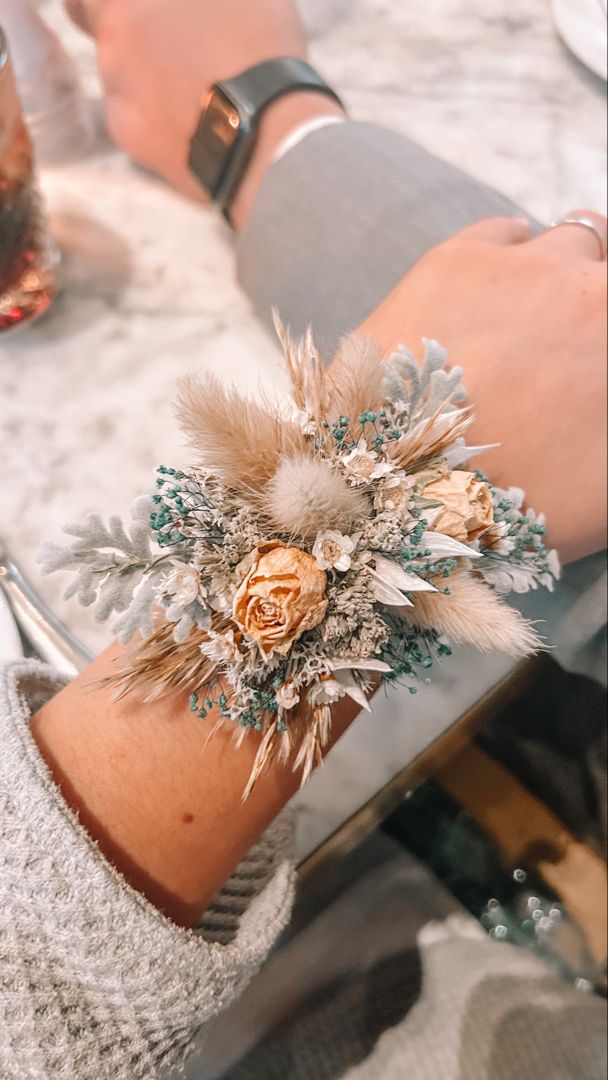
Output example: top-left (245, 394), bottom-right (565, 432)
top-left (455, 209), bottom-right (607, 261)
top-left (454, 216), bottom-right (532, 246)
top-left (63, 0), bottom-right (105, 35)
top-left (536, 209), bottom-right (607, 261)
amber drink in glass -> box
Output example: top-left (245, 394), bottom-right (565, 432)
top-left (0, 24), bottom-right (57, 334)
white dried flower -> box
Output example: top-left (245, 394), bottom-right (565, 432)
top-left (199, 628), bottom-right (239, 664)
top-left (164, 564), bottom-right (200, 603)
top-left (312, 529), bottom-right (357, 572)
top-left (207, 574), bottom-right (233, 612)
top-left (373, 474), bottom-right (415, 519)
top-left (287, 404), bottom-right (317, 436)
top-left (341, 439), bottom-right (394, 485)
top-left (276, 681), bottom-right (300, 710)
top-left (484, 521), bottom-right (516, 556)
top-left (308, 678), bottom-right (345, 707)
top-left (163, 564), bottom-right (203, 620)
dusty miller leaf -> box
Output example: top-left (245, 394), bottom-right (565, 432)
top-left (383, 338), bottom-right (467, 418)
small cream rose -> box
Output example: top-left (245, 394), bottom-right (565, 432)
top-left (233, 541), bottom-right (328, 659)
top-left (421, 470), bottom-right (495, 543)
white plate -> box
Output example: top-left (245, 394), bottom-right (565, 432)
top-left (553, 0), bottom-right (608, 81)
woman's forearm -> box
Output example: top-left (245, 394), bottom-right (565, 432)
top-left (30, 641), bottom-right (361, 927)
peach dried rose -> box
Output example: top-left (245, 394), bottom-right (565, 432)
top-left (233, 541), bottom-right (328, 659)
top-left (422, 470), bottom-right (495, 543)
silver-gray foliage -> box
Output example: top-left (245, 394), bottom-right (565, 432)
top-left (36, 497), bottom-right (172, 642)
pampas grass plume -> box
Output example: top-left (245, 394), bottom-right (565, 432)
top-left (327, 334), bottom-right (385, 423)
top-left (175, 373), bottom-right (305, 492)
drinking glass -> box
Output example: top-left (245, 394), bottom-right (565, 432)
top-left (0, 24), bottom-right (58, 335)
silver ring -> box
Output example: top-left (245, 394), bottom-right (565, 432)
top-left (549, 215), bottom-right (607, 260)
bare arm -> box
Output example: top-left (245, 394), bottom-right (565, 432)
top-left (31, 642), bottom-right (361, 927)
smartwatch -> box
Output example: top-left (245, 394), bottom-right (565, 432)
top-left (188, 57), bottom-right (342, 220)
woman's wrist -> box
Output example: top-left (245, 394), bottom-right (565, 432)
top-left (30, 640), bottom-right (361, 926)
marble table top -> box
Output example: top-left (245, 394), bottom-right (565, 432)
top-left (1, 0), bottom-right (605, 860)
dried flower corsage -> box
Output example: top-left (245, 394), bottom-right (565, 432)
top-left (39, 317), bottom-right (560, 795)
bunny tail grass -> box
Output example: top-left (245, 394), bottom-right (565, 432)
top-left (406, 573), bottom-right (543, 657)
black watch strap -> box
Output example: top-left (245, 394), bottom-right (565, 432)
top-left (189, 57), bottom-right (342, 218)
top-left (221, 56), bottom-right (342, 119)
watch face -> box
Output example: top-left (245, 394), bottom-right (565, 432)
top-left (188, 87), bottom-right (242, 199)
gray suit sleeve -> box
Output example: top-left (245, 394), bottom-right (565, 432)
top-left (237, 120), bottom-right (528, 356)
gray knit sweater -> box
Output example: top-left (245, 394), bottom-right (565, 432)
top-left (0, 661), bottom-right (295, 1080)
top-left (2, 661), bottom-right (606, 1080)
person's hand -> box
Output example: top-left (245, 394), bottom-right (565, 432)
top-left (64, 0), bottom-right (342, 216)
top-left (358, 213), bottom-right (608, 563)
